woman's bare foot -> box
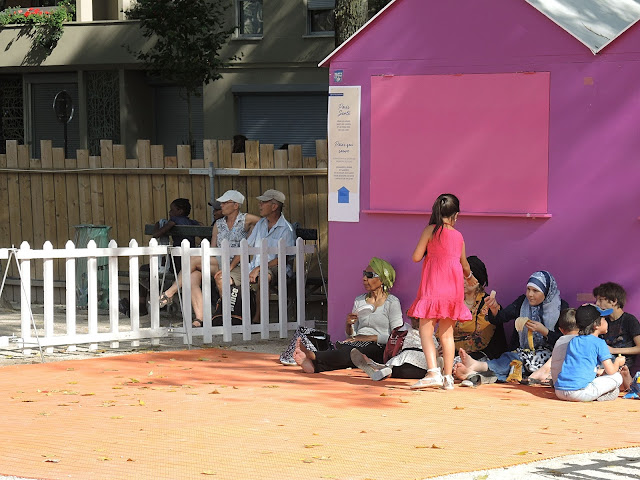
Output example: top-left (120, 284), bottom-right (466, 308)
top-left (458, 348), bottom-right (489, 372)
top-left (453, 362), bottom-right (478, 380)
top-left (293, 338), bottom-right (316, 374)
top-left (621, 365), bottom-right (632, 391)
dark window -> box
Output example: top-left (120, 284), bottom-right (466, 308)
top-left (237, 0), bottom-right (263, 37)
top-left (307, 0), bottom-right (335, 35)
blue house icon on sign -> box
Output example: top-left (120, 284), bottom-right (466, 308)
top-left (338, 186), bottom-right (350, 204)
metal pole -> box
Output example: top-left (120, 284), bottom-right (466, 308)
top-left (209, 161), bottom-right (215, 224)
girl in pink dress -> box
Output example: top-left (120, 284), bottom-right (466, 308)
top-left (408, 193), bottom-right (478, 390)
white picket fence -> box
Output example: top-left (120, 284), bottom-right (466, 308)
top-left (0, 237), bottom-right (314, 354)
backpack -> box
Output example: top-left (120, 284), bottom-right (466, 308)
top-left (211, 284), bottom-right (256, 326)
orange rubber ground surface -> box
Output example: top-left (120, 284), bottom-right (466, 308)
top-left (0, 349), bottom-right (637, 480)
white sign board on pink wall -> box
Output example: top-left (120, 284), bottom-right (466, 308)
top-left (328, 86), bottom-right (361, 222)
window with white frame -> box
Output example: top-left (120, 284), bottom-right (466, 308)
top-left (237, 0), bottom-right (263, 37)
top-left (307, 0), bottom-right (335, 35)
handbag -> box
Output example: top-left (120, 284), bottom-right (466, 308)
top-left (280, 326), bottom-right (333, 364)
top-left (383, 326), bottom-right (408, 363)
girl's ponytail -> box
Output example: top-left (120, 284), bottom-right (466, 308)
top-left (429, 193), bottom-right (460, 236)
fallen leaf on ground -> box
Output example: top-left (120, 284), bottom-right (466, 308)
top-left (301, 459), bottom-right (313, 463)
top-left (201, 471), bottom-right (216, 475)
top-left (43, 459), bottom-right (60, 463)
top-left (453, 406), bottom-right (464, 410)
top-left (515, 451), bottom-right (529, 455)
top-left (209, 390), bottom-right (220, 394)
top-left (129, 378), bottom-right (140, 383)
top-left (304, 444), bottom-right (322, 448)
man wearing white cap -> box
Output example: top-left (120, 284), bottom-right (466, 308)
top-left (160, 190), bottom-right (259, 327)
top-left (229, 189), bottom-right (295, 321)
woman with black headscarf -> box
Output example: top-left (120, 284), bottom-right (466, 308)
top-left (453, 256), bottom-right (507, 360)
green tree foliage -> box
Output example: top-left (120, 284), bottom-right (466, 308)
top-left (126, 0), bottom-right (236, 151)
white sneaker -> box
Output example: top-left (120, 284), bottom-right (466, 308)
top-left (410, 369), bottom-right (443, 389)
top-left (280, 357), bottom-right (297, 366)
top-left (350, 349), bottom-right (391, 381)
top-left (443, 374), bottom-right (454, 390)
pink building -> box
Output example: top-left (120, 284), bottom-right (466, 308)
top-left (320, 0), bottom-right (640, 342)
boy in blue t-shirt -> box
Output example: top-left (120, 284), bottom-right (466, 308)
top-left (555, 305), bottom-right (625, 402)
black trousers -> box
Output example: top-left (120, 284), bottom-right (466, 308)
top-left (313, 342), bottom-right (384, 373)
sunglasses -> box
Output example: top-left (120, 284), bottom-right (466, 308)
top-left (362, 270), bottom-right (379, 279)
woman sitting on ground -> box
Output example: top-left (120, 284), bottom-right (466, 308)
top-left (350, 256), bottom-right (506, 381)
top-left (293, 258), bottom-right (404, 373)
top-left (454, 270), bottom-right (568, 383)
top-left (454, 255), bottom-right (507, 360)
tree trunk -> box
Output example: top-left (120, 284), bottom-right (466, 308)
top-left (186, 91), bottom-right (193, 158)
top-left (335, 0), bottom-right (368, 47)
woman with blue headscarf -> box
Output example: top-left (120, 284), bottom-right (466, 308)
top-left (454, 271), bottom-right (568, 382)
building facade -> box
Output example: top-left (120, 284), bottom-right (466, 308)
top-left (0, 0), bottom-right (334, 157)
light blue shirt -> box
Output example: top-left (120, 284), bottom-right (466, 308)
top-left (247, 214), bottom-right (296, 276)
top-left (555, 335), bottom-right (613, 391)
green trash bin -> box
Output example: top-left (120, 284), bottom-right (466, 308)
top-left (74, 224), bottom-right (112, 309)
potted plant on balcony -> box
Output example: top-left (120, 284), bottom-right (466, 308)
top-left (0, 0), bottom-right (75, 51)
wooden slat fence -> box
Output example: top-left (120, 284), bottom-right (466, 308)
top-left (0, 139), bottom-right (328, 304)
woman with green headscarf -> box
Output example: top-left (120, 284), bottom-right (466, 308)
top-left (294, 257), bottom-right (404, 373)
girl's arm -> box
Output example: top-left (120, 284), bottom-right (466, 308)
top-left (412, 225), bottom-right (434, 262)
top-left (459, 241), bottom-right (477, 285)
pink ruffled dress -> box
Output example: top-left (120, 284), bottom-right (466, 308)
top-left (407, 227), bottom-right (472, 322)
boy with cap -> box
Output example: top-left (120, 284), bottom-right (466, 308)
top-left (554, 304), bottom-right (625, 402)
top-left (229, 189), bottom-right (295, 321)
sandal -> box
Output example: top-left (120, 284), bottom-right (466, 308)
top-left (520, 377), bottom-right (552, 386)
top-left (159, 293), bottom-right (173, 308)
top-left (192, 320), bottom-right (203, 328)
top-left (410, 368), bottom-right (443, 389)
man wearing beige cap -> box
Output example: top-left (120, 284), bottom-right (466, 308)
top-left (229, 189), bottom-right (295, 320)
top-left (160, 189), bottom-right (259, 327)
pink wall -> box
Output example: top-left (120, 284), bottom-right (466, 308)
top-left (325, 0), bottom-right (640, 340)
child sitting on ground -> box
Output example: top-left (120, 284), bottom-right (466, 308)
top-left (593, 282), bottom-right (640, 387)
top-left (554, 304), bottom-right (625, 402)
top-left (521, 307), bottom-right (580, 386)
top-left (548, 308), bottom-right (580, 386)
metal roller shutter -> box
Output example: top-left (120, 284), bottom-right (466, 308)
top-left (237, 93), bottom-right (328, 156)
